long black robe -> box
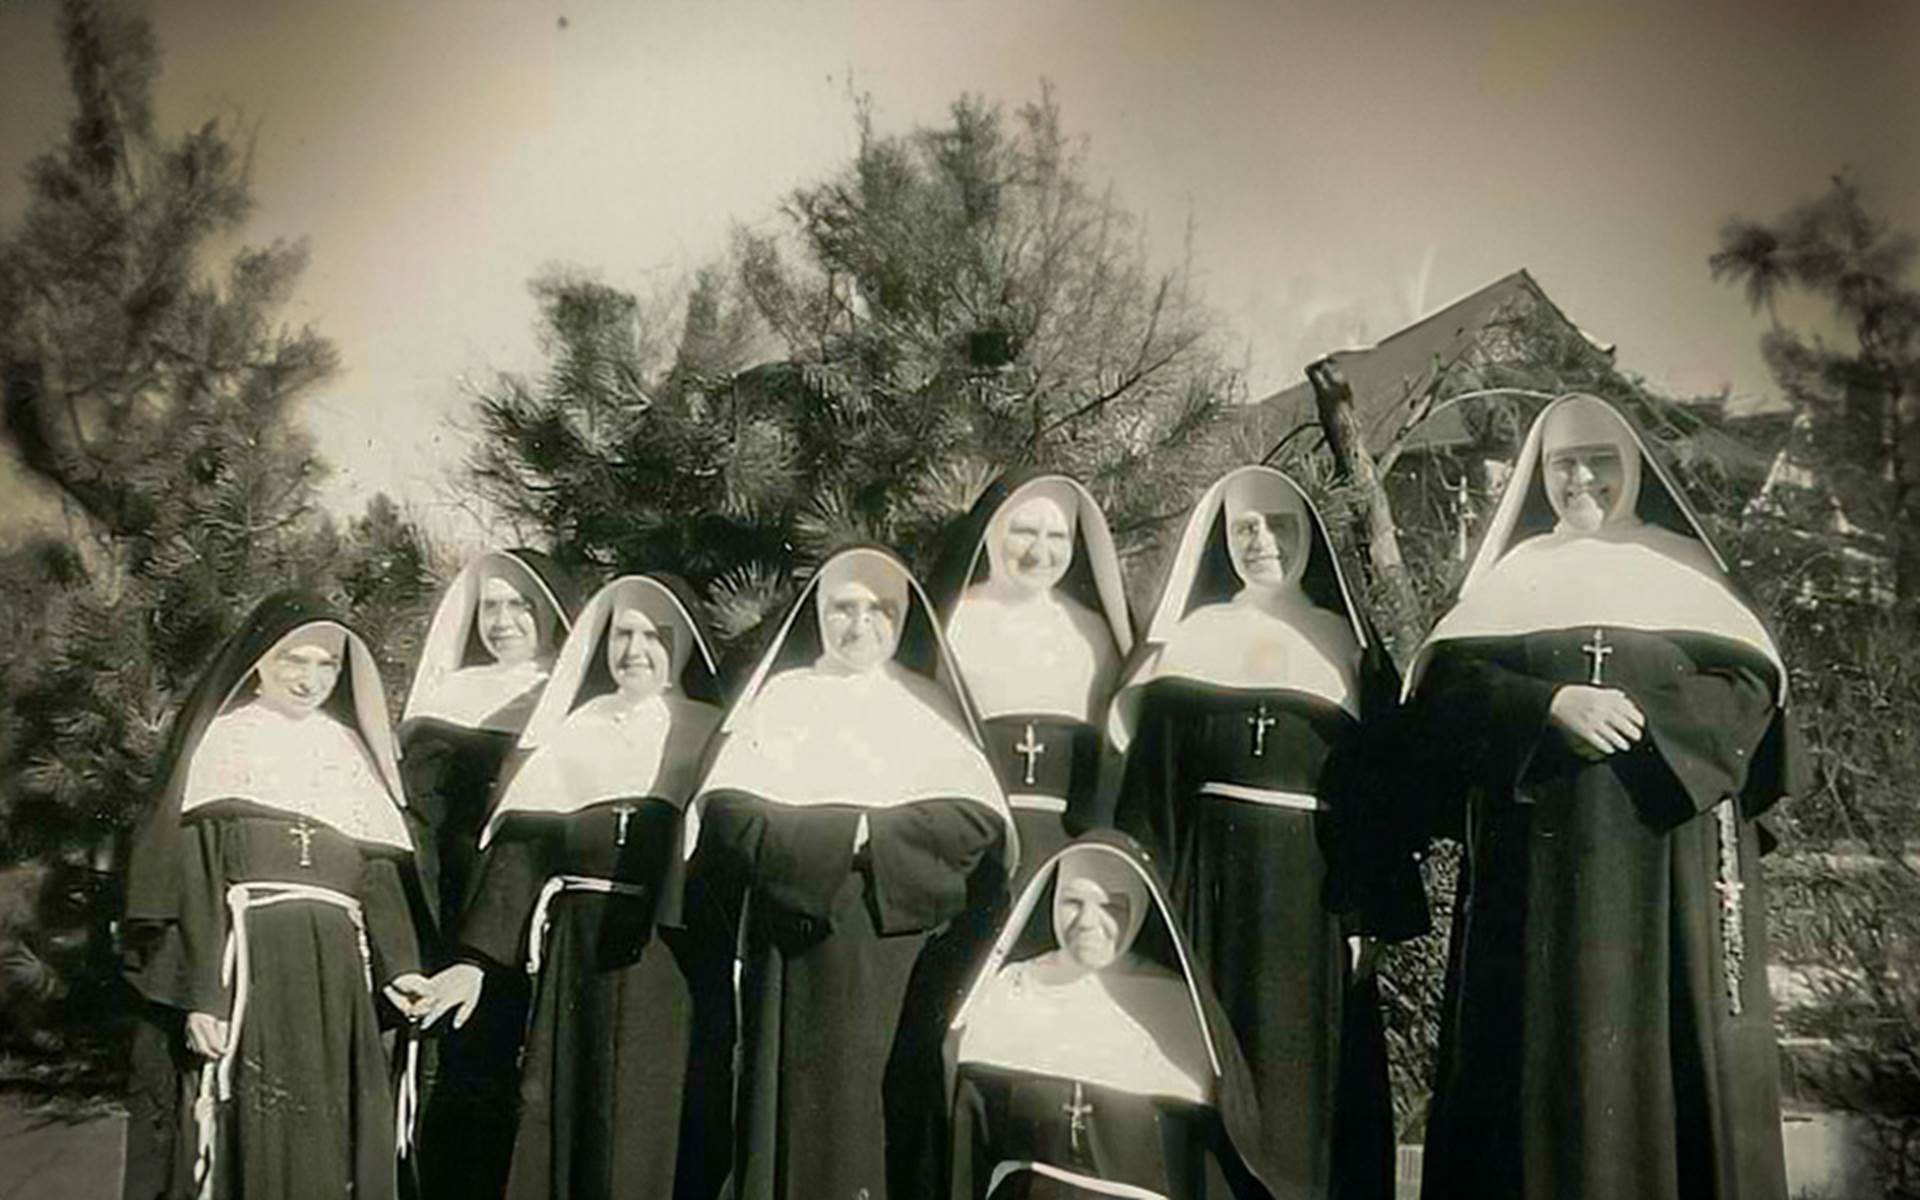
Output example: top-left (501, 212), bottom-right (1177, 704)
top-left (406, 550), bottom-right (582, 1200)
top-left (1409, 627), bottom-right (1791, 1200)
top-left (458, 799), bottom-right (732, 1200)
top-left (405, 721), bottom-right (531, 1199)
top-left (951, 1068), bottom-right (1211, 1200)
top-left (121, 592), bottom-right (422, 1200)
top-left (174, 801), bottom-right (422, 1200)
top-left (1113, 681), bottom-right (1408, 1200)
top-left (700, 793), bottom-right (1005, 1200)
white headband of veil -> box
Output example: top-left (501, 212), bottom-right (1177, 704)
top-left (966, 475), bottom-right (1131, 654)
top-left (949, 841), bottom-right (1220, 1081)
top-left (180, 619), bottom-right (410, 848)
top-left (516, 575), bottom-right (716, 751)
top-left (1408, 393), bottom-right (1784, 699)
top-left (1140, 465), bottom-right (1367, 650)
top-left (403, 550), bottom-right (569, 725)
top-left (1052, 848), bottom-right (1151, 957)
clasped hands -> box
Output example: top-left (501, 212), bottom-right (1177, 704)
top-left (1548, 684), bottom-right (1645, 761)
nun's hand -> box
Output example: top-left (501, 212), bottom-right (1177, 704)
top-left (384, 972), bottom-right (434, 1022)
top-left (1549, 685), bottom-right (1645, 759)
top-left (421, 963), bottom-right (484, 1030)
top-left (185, 1011), bottom-right (229, 1059)
top-left (1347, 936), bottom-right (1381, 981)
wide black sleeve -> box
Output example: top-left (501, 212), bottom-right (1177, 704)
top-left (1614, 638), bottom-right (1779, 831)
top-left (1320, 711), bottom-right (1431, 943)
top-left (1402, 641), bottom-right (1560, 840)
top-left (174, 819), bottom-right (232, 1018)
top-left (864, 799), bottom-right (1004, 936)
top-left (361, 850), bottom-right (424, 986)
top-left (454, 828), bottom-right (549, 970)
top-left (698, 791), bottom-right (862, 924)
top-left (1109, 690), bottom-right (1184, 864)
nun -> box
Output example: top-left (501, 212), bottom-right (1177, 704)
top-left (122, 592), bottom-right (428, 1200)
top-left (1106, 465), bottom-right (1420, 1200)
top-left (691, 545), bottom-right (1017, 1200)
top-left (402, 548), bottom-right (581, 1200)
top-left (930, 472), bottom-right (1132, 886)
top-left (947, 831), bottom-right (1277, 1200)
top-left (401, 548), bottom-right (583, 923)
top-left (420, 575), bottom-right (733, 1200)
top-left (1402, 394), bottom-right (1801, 1200)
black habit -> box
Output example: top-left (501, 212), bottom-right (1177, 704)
top-left (456, 575), bottom-right (733, 1200)
top-left (1403, 394), bottom-right (1803, 1200)
top-left (929, 471), bottom-right (1134, 888)
top-left (403, 548), bottom-right (582, 1200)
top-left (692, 546), bottom-right (1016, 1200)
top-left (947, 831), bottom-right (1280, 1200)
top-left (1107, 466), bottom-right (1420, 1200)
top-left (122, 592), bottom-right (423, 1200)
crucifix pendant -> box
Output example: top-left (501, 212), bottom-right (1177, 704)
top-left (1582, 627), bottom-right (1613, 685)
top-left (1248, 703), bottom-right (1277, 758)
top-left (289, 819), bottom-right (315, 869)
top-left (1014, 723), bottom-right (1046, 787)
top-left (1061, 1081), bottom-right (1093, 1154)
top-left (612, 803), bottom-right (638, 848)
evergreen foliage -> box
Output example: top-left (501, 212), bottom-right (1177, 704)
top-left (1712, 173), bottom-right (1920, 607)
top-left (1713, 179), bottom-right (1920, 1195)
top-left (0, 2), bottom-right (438, 1079)
top-left (466, 90), bottom-right (1241, 662)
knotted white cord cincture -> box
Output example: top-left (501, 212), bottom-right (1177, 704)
top-left (524, 875), bottom-right (651, 976)
top-left (193, 881), bottom-right (375, 1200)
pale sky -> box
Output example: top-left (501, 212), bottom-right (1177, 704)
top-left (3, 0), bottom-right (1915, 540)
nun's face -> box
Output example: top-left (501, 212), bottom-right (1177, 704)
top-left (1228, 510), bottom-right (1301, 587)
top-left (478, 576), bottom-right (541, 665)
top-left (256, 640), bottom-right (343, 718)
top-left (1054, 876), bottom-right (1131, 971)
top-left (998, 497), bottom-right (1073, 594)
top-left (606, 608), bottom-right (673, 701)
top-left (1546, 443), bottom-right (1626, 534)
top-left (820, 581), bottom-right (902, 673)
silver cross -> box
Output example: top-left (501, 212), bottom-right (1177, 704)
top-left (1014, 723), bottom-right (1047, 787)
top-left (1582, 628), bottom-right (1614, 685)
top-left (1061, 1081), bottom-right (1093, 1153)
top-left (1248, 703), bottom-right (1277, 758)
top-left (612, 803), bottom-right (638, 848)
top-left (289, 819), bottom-right (315, 869)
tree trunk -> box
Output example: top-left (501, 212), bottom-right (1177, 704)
top-left (1306, 357), bottom-right (1424, 664)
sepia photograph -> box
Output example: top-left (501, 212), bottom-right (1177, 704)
top-left (0, 1), bottom-right (1916, 1197)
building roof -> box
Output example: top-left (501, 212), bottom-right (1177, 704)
top-left (1242, 268), bottom-right (1611, 459)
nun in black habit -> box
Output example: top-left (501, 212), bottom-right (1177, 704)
top-left (122, 592), bottom-right (428, 1200)
top-left (400, 548), bottom-right (583, 926)
top-left (1106, 465), bottom-right (1420, 1200)
top-left (947, 831), bottom-right (1279, 1200)
top-left (930, 472), bottom-right (1133, 889)
top-left (402, 548), bottom-right (582, 1200)
top-left (421, 575), bottom-right (733, 1200)
top-left (690, 546), bottom-right (1018, 1200)
top-left (1401, 394), bottom-right (1801, 1200)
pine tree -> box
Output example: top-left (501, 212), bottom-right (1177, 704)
top-left (466, 89), bottom-right (1239, 660)
top-left (0, 0), bottom-right (429, 855)
top-left (1711, 173), bottom-right (1920, 607)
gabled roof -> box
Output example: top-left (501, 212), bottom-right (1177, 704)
top-left (1242, 269), bottom-right (1611, 459)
